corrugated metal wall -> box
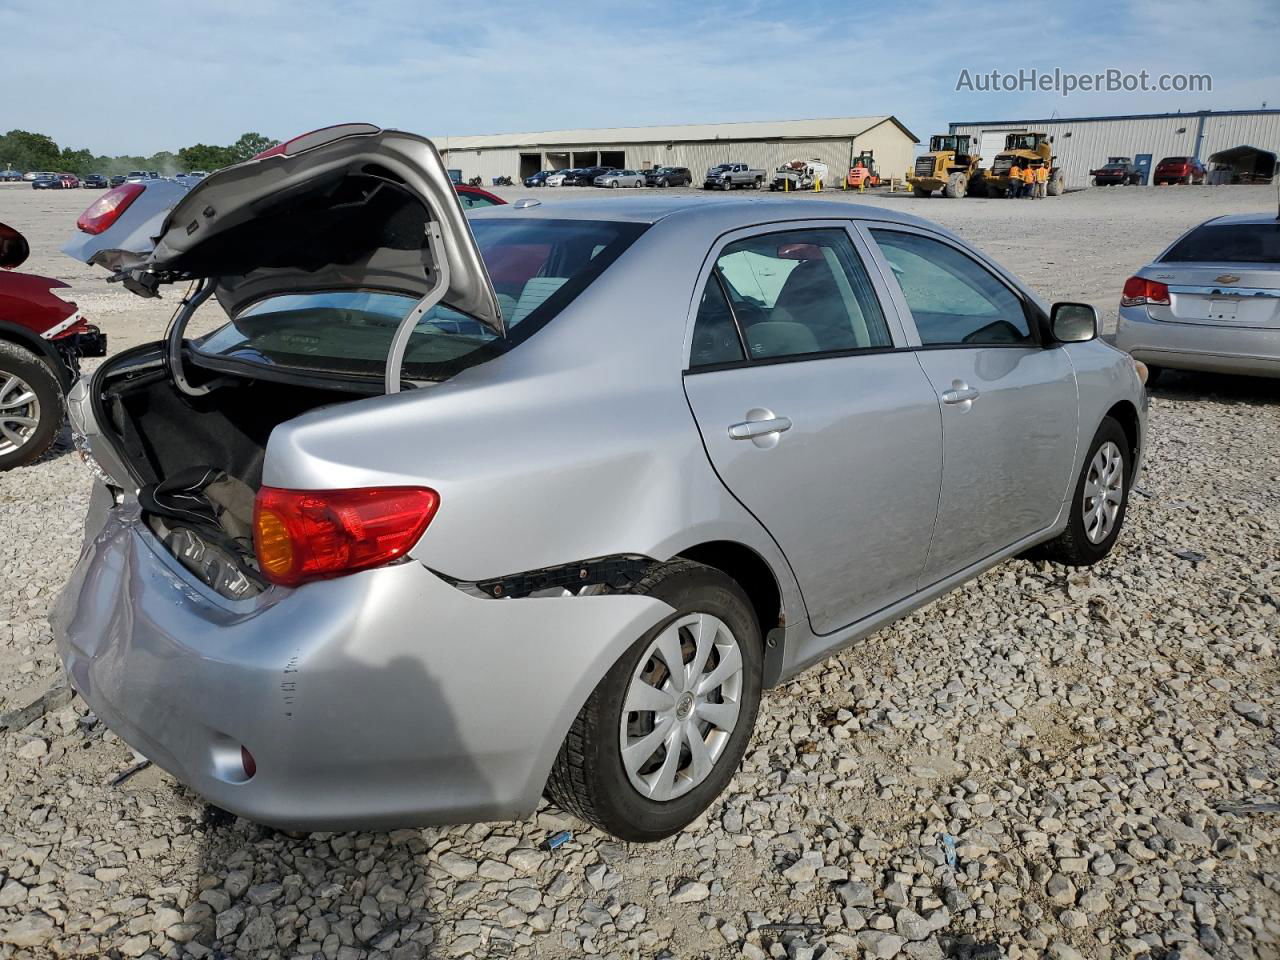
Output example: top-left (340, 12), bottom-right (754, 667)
top-left (949, 112), bottom-right (1280, 188)
top-left (438, 129), bottom-right (917, 186)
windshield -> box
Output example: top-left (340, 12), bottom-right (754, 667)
top-left (929, 136), bottom-right (968, 152)
top-left (1161, 223), bottom-right (1280, 264)
top-left (1005, 135), bottom-right (1042, 150)
top-left (193, 218), bottom-right (649, 382)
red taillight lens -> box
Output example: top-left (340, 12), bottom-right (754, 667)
top-left (1120, 276), bottom-right (1170, 308)
top-left (253, 486), bottom-right (439, 587)
top-left (76, 183), bottom-right (145, 235)
top-left (240, 746), bottom-right (257, 779)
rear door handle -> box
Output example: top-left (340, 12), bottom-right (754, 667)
top-left (728, 416), bottom-right (792, 440)
top-left (941, 382), bottom-right (980, 405)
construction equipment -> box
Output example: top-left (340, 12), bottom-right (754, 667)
top-left (770, 159), bottom-right (829, 191)
top-left (908, 134), bottom-right (985, 198)
top-left (983, 132), bottom-right (1065, 198)
top-left (845, 153), bottom-right (880, 189)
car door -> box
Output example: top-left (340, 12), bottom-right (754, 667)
top-left (682, 222), bottom-right (943, 635)
top-left (860, 224), bottom-right (1078, 584)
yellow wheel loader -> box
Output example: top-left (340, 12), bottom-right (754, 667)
top-left (983, 132), bottom-right (1066, 197)
top-left (908, 134), bottom-right (985, 198)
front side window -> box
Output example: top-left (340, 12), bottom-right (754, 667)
top-left (194, 218), bottom-right (646, 382)
top-left (690, 228), bottom-right (890, 364)
top-left (871, 229), bottom-right (1032, 346)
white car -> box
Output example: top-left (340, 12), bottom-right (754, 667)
top-left (545, 169), bottom-right (575, 187)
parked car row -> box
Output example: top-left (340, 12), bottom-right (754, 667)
top-left (7, 170), bottom-right (208, 190)
top-left (524, 165), bottom-right (694, 188)
top-left (1088, 156), bottom-right (1210, 187)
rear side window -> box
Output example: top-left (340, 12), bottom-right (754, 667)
top-left (871, 230), bottom-right (1032, 346)
top-left (694, 228), bottom-right (890, 362)
top-left (1161, 223), bottom-right (1280, 264)
top-left (457, 190), bottom-right (501, 209)
top-left (194, 218), bottom-right (646, 382)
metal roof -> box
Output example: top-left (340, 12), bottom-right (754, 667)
top-left (437, 116), bottom-right (917, 150)
top-left (949, 108), bottom-right (1280, 128)
top-left (467, 193), bottom-right (939, 232)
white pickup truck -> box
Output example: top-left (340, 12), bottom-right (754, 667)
top-left (703, 162), bottom-right (766, 190)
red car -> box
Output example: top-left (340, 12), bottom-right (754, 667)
top-left (455, 183), bottom-right (504, 209)
top-left (0, 221), bottom-right (106, 469)
top-left (1153, 156), bottom-right (1206, 185)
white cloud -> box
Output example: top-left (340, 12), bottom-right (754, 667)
top-left (0, 0), bottom-right (1273, 155)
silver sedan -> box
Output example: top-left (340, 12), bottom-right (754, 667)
top-left (594, 169), bottom-right (645, 188)
top-left (56, 124), bottom-right (1146, 842)
top-left (1115, 212), bottom-right (1280, 380)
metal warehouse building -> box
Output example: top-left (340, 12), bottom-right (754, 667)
top-left (436, 116), bottom-right (918, 185)
top-left (949, 108), bottom-right (1280, 188)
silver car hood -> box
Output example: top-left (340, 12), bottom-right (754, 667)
top-left (67, 124), bottom-right (504, 336)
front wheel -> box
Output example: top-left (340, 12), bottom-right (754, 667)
top-left (545, 560), bottom-right (762, 842)
top-left (0, 342), bottom-right (63, 471)
top-left (1035, 417), bottom-right (1131, 566)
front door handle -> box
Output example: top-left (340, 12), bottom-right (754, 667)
top-left (728, 416), bottom-right (792, 440)
top-left (941, 381), bottom-right (980, 405)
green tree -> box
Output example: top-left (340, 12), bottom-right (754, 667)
top-left (229, 132), bottom-right (279, 163)
top-left (0, 130), bottom-right (61, 172)
top-left (59, 147), bottom-right (95, 175)
top-left (177, 143), bottom-right (236, 172)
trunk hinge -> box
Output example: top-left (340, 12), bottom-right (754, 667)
top-left (385, 221), bottom-right (450, 395)
top-left (166, 279), bottom-right (217, 397)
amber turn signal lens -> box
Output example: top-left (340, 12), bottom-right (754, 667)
top-left (254, 508), bottom-right (295, 579)
top-left (1133, 360), bottom-right (1149, 385)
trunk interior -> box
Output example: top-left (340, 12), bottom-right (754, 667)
top-left (97, 354), bottom-right (368, 598)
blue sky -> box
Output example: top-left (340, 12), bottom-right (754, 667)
top-left (2, 0), bottom-right (1276, 156)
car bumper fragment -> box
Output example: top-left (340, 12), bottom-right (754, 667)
top-left (53, 501), bottom-right (673, 829)
top-left (1116, 309), bottom-right (1280, 377)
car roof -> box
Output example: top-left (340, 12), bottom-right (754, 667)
top-left (1200, 212), bottom-right (1280, 226)
top-left (466, 194), bottom-right (942, 233)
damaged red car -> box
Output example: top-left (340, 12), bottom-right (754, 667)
top-left (0, 222), bottom-right (107, 469)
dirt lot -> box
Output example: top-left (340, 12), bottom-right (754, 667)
top-left (0, 182), bottom-right (1277, 960)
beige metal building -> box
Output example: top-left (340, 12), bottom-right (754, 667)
top-left (435, 116), bottom-right (918, 185)
top-left (949, 109), bottom-right (1280, 188)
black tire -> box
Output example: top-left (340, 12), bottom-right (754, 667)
top-left (1034, 417), bottom-right (1131, 566)
top-left (912, 186), bottom-right (931, 197)
top-left (545, 559), bottom-right (763, 842)
top-left (1143, 364), bottom-right (1163, 386)
top-left (0, 341), bottom-right (63, 471)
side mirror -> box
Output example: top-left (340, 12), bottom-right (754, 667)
top-left (0, 222), bottom-right (30, 270)
top-left (1050, 302), bottom-right (1098, 343)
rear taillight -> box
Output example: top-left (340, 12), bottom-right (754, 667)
top-left (253, 486), bottom-right (439, 587)
top-left (1121, 276), bottom-right (1170, 307)
top-left (76, 183), bottom-right (145, 235)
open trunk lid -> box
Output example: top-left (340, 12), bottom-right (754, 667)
top-left (63, 123), bottom-right (504, 389)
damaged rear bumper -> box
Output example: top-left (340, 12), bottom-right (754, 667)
top-left (53, 497), bottom-right (671, 830)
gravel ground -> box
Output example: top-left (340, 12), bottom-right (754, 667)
top-left (1, 183), bottom-right (1277, 960)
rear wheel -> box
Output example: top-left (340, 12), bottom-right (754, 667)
top-left (0, 342), bottom-right (62, 471)
top-left (546, 560), bottom-right (762, 842)
top-left (1034, 417), bottom-right (1131, 566)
